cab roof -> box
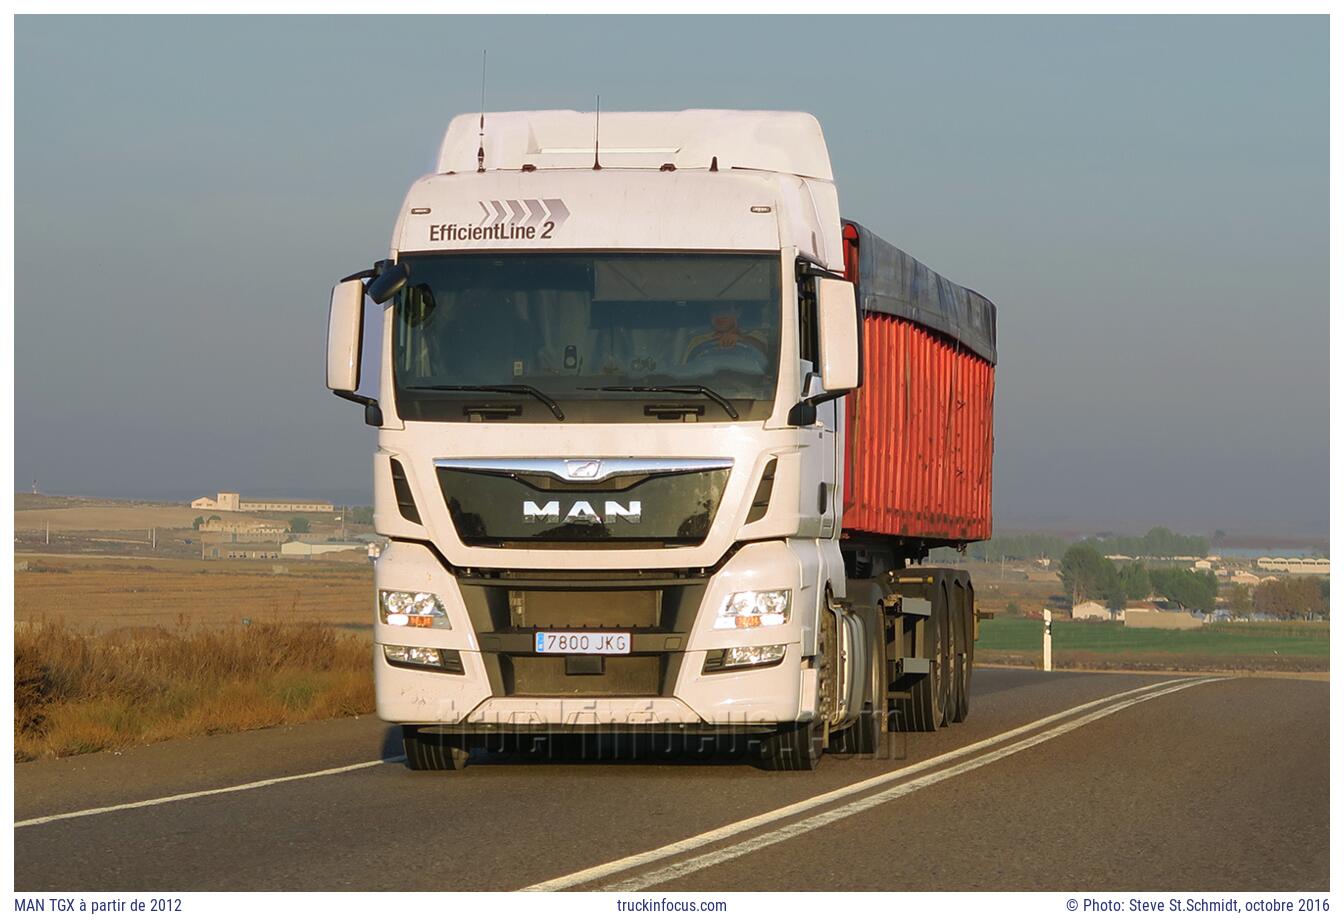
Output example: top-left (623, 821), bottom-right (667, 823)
top-left (437, 109), bottom-right (833, 181)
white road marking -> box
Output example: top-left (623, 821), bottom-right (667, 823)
top-left (604, 677), bottom-right (1222, 891)
top-left (524, 677), bottom-right (1207, 891)
top-left (16, 756), bottom-right (407, 829)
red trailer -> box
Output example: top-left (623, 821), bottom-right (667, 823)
top-left (838, 220), bottom-right (997, 559)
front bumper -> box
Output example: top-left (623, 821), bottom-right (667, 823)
top-left (372, 540), bottom-right (818, 729)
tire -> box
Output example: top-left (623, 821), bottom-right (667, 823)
top-left (950, 582), bottom-right (972, 724)
top-left (892, 581), bottom-right (948, 732)
top-left (830, 606), bottom-right (886, 755)
top-left (402, 726), bottom-right (470, 771)
top-left (936, 584), bottom-right (955, 727)
top-left (830, 703), bottom-right (879, 755)
top-left (764, 721), bottom-right (824, 771)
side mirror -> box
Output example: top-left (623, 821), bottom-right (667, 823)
top-left (326, 279), bottom-right (365, 392)
top-left (816, 277), bottom-right (860, 392)
top-left (366, 262), bottom-right (410, 304)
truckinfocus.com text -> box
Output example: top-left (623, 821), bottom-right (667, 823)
top-left (615, 898), bottom-right (729, 912)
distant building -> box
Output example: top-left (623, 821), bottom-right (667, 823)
top-left (1228, 571), bottom-right (1262, 586)
top-left (197, 519), bottom-right (287, 536)
top-left (191, 491), bottom-right (334, 514)
top-left (1256, 557), bottom-right (1330, 576)
top-left (1125, 606), bottom-right (1203, 630)
top-left (1071, 601), bottom-right (1112, 621)
top-left (280, 541), bottom-right (365, 558)
top-left (204, 542), bottom-right (282, 560)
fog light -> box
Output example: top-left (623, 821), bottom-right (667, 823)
top-left (383, 645), bottom-right (464, 674)
top-left (384, 645), bottom-right (442, 667)
top-left (379, 590), bottom-right (449, 627)
top-left (703, 644), bottom-right (787, 673)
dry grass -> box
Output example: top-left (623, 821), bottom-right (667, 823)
top-left (15, 620), bottom-right (374, 761)
top-left (16, 555), bottom-right (372, 634)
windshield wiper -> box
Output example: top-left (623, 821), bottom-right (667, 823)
top-left (404, 384), bottom-right (565, 420)
top-left (581, 385), bottom-right (740, 420)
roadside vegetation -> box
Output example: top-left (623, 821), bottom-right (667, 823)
top-left (15, 621), bottom-right (374, 761)
top-left (976, 617), bottom-right (1328, 672)
top-left (933, 526), bottom-right (1217, 564)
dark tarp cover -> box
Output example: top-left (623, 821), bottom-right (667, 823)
top-left (846, 221), bottom-right (997, 366)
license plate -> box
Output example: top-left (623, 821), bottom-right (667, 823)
top-left (534, 631), bottom-right (631, 655)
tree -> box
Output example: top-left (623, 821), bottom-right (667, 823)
top-left (1105, 580), bottom-right (1129, 614)
top-left (288, 517), bottom-right (311, 534)
top-left (1149, 568), bottom-right (1217, 613)
top-left (1118, 562), bottom-right (1151, 603)
top-left (1059, 543), bottom-right (1117, 605)
top-left (208, 514), bottom-right (221, 522)
top-left (192, 516), bottom-right (205, 529)
top-left (1226, 583), bottom-right (1253, 618)
top-left (1254, 577), bottom-right (1325, 619)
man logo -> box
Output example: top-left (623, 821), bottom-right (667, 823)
top-left (523, 500), bottom-right (642, 525)
top-left (565, 460), bottom-right (602, 480)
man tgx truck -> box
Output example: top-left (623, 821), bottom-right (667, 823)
top-left (325, 110), bottom-right (997, 771)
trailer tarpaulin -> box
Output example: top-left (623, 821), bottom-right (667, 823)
top-left (845, 221), bottom-right (997, 366)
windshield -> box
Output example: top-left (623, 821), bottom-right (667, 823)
top-left (392, 252), bottom-right (781, 423)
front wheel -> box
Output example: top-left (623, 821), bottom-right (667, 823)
top-left (764, 721), bottom-right (824, 771)
top-left (402, 726), bottom-right (470, 771)
top-left (830, 607), bottom-right (887, 755)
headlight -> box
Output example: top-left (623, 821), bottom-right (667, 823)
top-left (713, 589), bottom-right (791, 630)
top-left (379, 590), bottom-right (450, 628)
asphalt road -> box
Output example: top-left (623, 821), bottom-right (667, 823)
top-left (14, 668), bottom-right (1329, 891)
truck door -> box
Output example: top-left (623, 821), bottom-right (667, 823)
top-left (798, 266), bottom-right (839, 540)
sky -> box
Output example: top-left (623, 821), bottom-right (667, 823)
top-left (13, 15), bottom-right (1329, 536)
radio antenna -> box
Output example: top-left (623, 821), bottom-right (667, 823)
top-left (592, 94), bottom-right (602, 171)
top-left (476, 50), bottom-right (487, 173)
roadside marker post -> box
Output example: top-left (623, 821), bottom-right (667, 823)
top-left (1042, 609), bottom-right (1053, 672)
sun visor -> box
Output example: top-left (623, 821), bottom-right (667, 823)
top-left (594, 256), bottom-right (776, 302)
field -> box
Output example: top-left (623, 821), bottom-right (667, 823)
top-left (14, 553), bottom-right (376, 760)
top-left (16, 554), bottom-right (371, 635)
top-left (977, 617), bottom-right (1329, 672)
top-left (960, 559), bottom-right (1063, 615)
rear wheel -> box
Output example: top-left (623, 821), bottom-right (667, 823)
top-left (402, 726), bottom-right (470, 771)
top-left (950, 582), bottom-right (972, 723)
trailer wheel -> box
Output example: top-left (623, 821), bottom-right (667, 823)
top-left (950, 581), bottom-right (972, 724)
top-left (402, 726), bottom-right (470, 771)
top-left (935, 585), bottom-right (956, 730)
top-left (764, 721), bottom-right (824, 771)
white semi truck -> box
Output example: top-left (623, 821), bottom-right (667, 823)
top-left (326, 110), bottom-right (997, 770)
